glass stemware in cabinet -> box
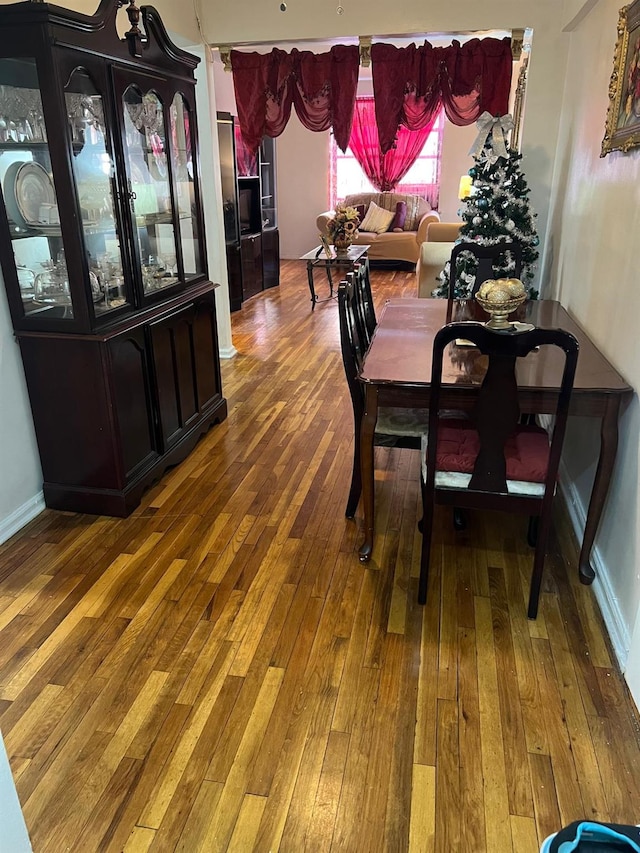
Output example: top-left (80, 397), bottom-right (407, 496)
top-left (65, 67), bottom-right (130, 317)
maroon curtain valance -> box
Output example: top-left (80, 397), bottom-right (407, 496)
top-left (231, 45), bottom-right (359, 155)
top-left (371, 37), bottom-right (513, 154)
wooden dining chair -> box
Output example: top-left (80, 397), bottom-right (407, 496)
top-left (418, 321), bottom-right (579, 618)
top-left (447, 240), bottom-right (523, 318)
top-left (353, 258), bottom-right (376, 348)
top-left (338, 274), bottom-right (428, 518)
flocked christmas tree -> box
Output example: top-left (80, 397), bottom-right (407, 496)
top-left (433, 114), bottom-right (540, 300)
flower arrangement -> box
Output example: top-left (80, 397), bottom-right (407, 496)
top-left (327, 204), bottom-right (360, 244)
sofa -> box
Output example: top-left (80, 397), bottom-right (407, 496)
top-left (317, 192), bottom-right (440, 264)
top-left (416, 222), bottom-right (461, 297)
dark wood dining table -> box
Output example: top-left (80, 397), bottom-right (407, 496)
top-left (358, 298), bottom-right (633, 583)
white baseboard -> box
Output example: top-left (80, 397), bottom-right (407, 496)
top-left (559, 464), bottom-right (630, 670)
top-left (0, 492), bottom-right (45, 547)
top-left (219, 345), bottom-right (237, 359)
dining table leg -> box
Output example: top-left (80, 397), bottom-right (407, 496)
top-left (358, 384), bottom-right (377, 562)
top-left (578, 395), bottom-right (621, 584)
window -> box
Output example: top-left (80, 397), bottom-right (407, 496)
top-left (330, 108), bottom-right (444, 208)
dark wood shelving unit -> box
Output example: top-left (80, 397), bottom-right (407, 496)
top-left (216, 113), bottom-right (279, 311)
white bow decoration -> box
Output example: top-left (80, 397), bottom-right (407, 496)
top-left (469, 112), bottom-right (514, 168)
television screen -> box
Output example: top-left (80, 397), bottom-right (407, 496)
top-left (239, 187), bottom-right (253, 234)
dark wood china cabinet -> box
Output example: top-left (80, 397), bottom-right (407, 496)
top-left (0, 0), bottom-right (227, 516)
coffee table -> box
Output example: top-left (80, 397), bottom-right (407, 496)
top-left (300, 244), bottom-right (370, 310)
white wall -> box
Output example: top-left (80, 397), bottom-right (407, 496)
top-left (0, 283), bottom-right (43, 544)
top-left (0, 732), bottom-right (32, 852)
top-left (439, 122), bottom-right (477, 223)
top-left (277, 120), bottom-right (331, 259)
top-left (191, 45), bottom-right (235, 358)
top-left (546, 0), bottom-right (640, 694)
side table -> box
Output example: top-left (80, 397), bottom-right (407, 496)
top-left (300, 244), bottom-right (370, 310)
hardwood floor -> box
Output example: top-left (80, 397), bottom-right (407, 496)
top-left (1, 261), bottom-right (639, 852)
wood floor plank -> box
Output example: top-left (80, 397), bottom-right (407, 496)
top-left (488, 564), bottom-right (534, 818)
top-left (185, 666), bottom-right (284, 852)
top-left (435, 698), bottom-right (460, 853)
top-left (304, 730), bottom-right (349, 851)
top-left (139, 642), bottom-right (238, 830)
top-left (545, 596), bottom-right (609, 821)
top-left (475, 595), bottom-right (512, 853)
top-left (227, 793), bottom-right (268, 852)
top-left (530, 633), bottom-right (585, 824)
top-left (0, 264), bottom-right (637, 851)
top-left (122, 826), bottom-right (156, 852)
top-left (458, 626), bottom-right (486, 852)
top-left (409, 763), bottom-right (435, 853)
top-left (414, 553), bottom-right (441, 767)
top-left (385, 593), bottom-right (422, 850)
top-left (510, 814), bottom-right (540, 853)
top-left (253, 638), bottom-right (348, 853)
top-left (529, 751), bottom-right (562, 844)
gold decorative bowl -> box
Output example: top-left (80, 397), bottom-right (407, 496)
top-left (475, 290), bottom-right (527, 330)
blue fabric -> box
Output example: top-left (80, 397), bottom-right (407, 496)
top-left (544, 822), bottom-right (640, 853)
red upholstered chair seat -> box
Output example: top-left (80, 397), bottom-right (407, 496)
top-left (435, 418), bottom-right (550, 482)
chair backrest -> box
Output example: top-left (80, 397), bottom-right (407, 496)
top-left (426, 322), bottom-right (579, 501)
top-left (353, 259), bottom-right (376, 347)
top-left (338, 274), bottom-right (368, 416)
top-left (448, 240), bottom-right (523, 310)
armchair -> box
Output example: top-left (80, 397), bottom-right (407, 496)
top-left (416, 222), bottom-right (462, 297)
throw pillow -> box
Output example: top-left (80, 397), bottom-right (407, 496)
top-left (388, 193), bottom-right (426, 230)
top-left (391, 201), bottom-right (407, 232)
top-left (359, 200), bottom-right (396, 234)
top-left (354, 203), bottom-right (366, 221)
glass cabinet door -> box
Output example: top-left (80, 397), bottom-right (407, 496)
top-left (0, 57), bottom-right (74, 320)
top-left (64, 67), bottom-right (129, 317)
top-left (170, 93), bottom-right (202, 280)
top-left (121, 85), bottom-right (180, 295)
top-left (260, 135), bottom-right (277, 229)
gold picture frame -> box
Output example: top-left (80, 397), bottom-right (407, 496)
top-left (319, 234), bottom-right (332, 258)
top-left (601, 0), bottom-right (640, 156)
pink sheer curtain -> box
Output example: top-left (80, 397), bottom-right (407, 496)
top-left (372, 38), bottom-right (513, 153)
top-left (348, 97), bottom-right (437, 192)
top-left (234, 124), bottom-right (258, 177)
top-left (231, 46), bottom-right (359, 155)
